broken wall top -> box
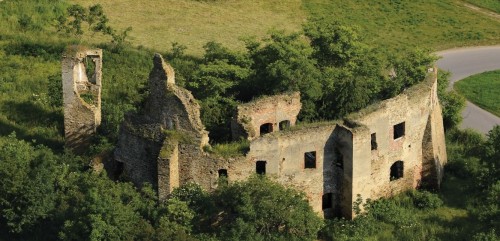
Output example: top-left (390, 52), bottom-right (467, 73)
top-left (233, 92), bottom-right (301, 140)
top-left (344, 68), bottom-right (439, 129)
top-left (125, 54), bottom-right (208, 146)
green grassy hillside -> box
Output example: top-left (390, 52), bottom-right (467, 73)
top-left (71, 0), bottom-right (306, 55)
top-left (304, 0), bottom-right (500, 51)
top-left (465, 0), bottom-right (500, 13)
top-left (71, 0), bottom-right (500, 54)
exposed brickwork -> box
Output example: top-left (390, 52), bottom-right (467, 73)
top-left (231, 92), bottom-right (301, 140)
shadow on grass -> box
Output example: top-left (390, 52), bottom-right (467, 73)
top-left (2, 100), bottom-right (62, 126)
top-left (423, 213), bottom-right (480, 241)
top-left (0, 100), bottom-right (63, 151)
top-left (439, 173), bottom-right (476, 209)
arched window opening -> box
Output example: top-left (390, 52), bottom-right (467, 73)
top-left (279, 120), bottom-right (291, 130)
top-left (260, 123), bottom-right (274, 135)
top-left (390, 161), bottom-right (404, 181)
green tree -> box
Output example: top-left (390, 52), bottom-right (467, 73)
top-left (383, 49), bottom-right (437, 98)
top-left (187, 41), bottom-right (251, 142)
top-left (56, 172), bottom-right (154, 241)
top-left (304, 18), bottom-right (367, 68)
top-left (244, 31), bottom-right (323, 120)
top-left (201, 176), bottom-right (323, 241)
top-left (0, 134), bottom-right (57, 234)
top-left (305, 20), bottom-right (386, 119)
top-left (155, 198), bottom-right (198, 241)
top-left (437, 71), bottom-right (466, 129)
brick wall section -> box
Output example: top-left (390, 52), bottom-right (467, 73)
top-left (231, 92), bottom-right (301, 140)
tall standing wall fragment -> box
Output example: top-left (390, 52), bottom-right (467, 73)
top-left (62, 47), bottom-right (102, 153)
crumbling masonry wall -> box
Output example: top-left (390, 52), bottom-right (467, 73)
top-left (231, 92), bottom-right (301, 140)
top-left (114, 54), bottom-right (447, 219)
top-left (62, 47), bottom-right (102, 153)
top-left (115, 54), bottom-right (209, 199)
top-left (343, 68), bottom-right (447, 217)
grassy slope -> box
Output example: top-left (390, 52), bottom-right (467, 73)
top-left (304, 0), bottom-right (500, 51)
top-left (455, 70), bottom-right (500, 117)
top-left (0, 1), bottom-right (154, 151)
top-left (0, 1), bottom-right (496, 239)
top-left (71, 0), bottom-right (305, 55)
top-left (465, 0), bottom-right (500, 13)
top-left (71, 0), bottom-right (500, 54)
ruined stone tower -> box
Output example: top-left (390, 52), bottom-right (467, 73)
top-left (62, 47), bottom-right (102, 153)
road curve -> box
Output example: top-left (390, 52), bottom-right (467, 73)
top-left (436, 46), bottom-right (500, 134)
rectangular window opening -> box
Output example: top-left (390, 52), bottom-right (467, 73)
top-left (393, 122), bottom-right (405, 139)
top-left (371, 133), bottom-right (378, 150)
top-left (335, 148), bottom-right (343, 169)
top-left (322, 193), bottom-right (333, 210)
top-left (256, 161), bottom-right (266, 175)
top-left (304, 151), bottom-right (317, 169)
top-left (218, 169), bottom-right (228, 178)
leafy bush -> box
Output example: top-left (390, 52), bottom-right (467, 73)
top-left (410, 190), bottom-right (443, 210)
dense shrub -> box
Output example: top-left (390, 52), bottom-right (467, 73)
top-left (410, 190), bottom-right (443, 209)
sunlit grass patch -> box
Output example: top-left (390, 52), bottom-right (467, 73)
top-left (455, 70), bottom-right (500, 117)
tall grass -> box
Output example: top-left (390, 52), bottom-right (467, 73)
top-left (205, 139), bottom-right (250, 158)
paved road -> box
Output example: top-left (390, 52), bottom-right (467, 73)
top-left (436, 46), bottom-right (500, 134)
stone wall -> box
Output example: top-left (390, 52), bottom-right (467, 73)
top-left (344, 68), bottom-right (447, 215)
top-left (114, 54), bottom-right (209, 195)
top-left (114, 54), bottom-right (447, 219)
top-left (231, 92), bottom-right (301, 140)
top-left (62, 47), bottom-right (102, 153)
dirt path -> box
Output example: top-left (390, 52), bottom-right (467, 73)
top-left (461, 2), bottom-right (500, 21)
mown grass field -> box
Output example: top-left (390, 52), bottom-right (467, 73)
top-left (71, 0), bottom-right (306, 55)
top-left (455, 70), bottom-right (500, 117)
top-left (71, 0), bottom-right (500, 55)
top-left (465, 0), bottom-right (500, 13)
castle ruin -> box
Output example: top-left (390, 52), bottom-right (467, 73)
top-left (62, 47), bottom-right (102, 153)
top-left (113, 53), bottom-right (447, 219)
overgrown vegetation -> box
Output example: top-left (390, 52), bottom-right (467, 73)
top-left (0, 0), bottom-right (498, 240)
top-left (318, 127), bottom-right (500, 241)
top-left (455, 70), bottom-right (500, 117)
top-left (204, 139), bottom-right (250, 158)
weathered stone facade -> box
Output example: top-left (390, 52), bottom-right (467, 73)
top-left (114, 54), bottom-right (447, 219)
top-left (231, 92), bottom-right (301, 140)
top-left (62, 47), bottom-right (102, 153)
